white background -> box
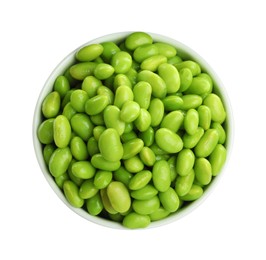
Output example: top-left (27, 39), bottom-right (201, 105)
top-left (1, 0), bottom-right (265, 259)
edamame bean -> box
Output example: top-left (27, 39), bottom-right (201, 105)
top-left (100, 188), bottom-right (117, 214)
top-left (183, 127), bottom-right (204, 149)
top-left (139, 147), bottom-right (156, 166)
top-left (203, 93), bottom-right (226, 123)
top-left (211, 122), bottom-right (226, 144)
top-left (111, 51), bottom-right (132, 73)
top-left (94, 171), bottom-right (112, 189)
top-left (86, 193), bottom-right (103, 216)
top-left (175, 60), bottom-right (201, 76)
top-left (70, 89), bottom-right (89, 112)
top-left (133, 44), bottom-right (159, 63)
top-left (43, 144), bottom-right (56, 165)
top-left (140, 55), bottom-right (167, 71)
top-left (184, 109), bottom-right (199, 135)
top-left (125, 32), bottom-right (153, 50)
top-left (53, 115), bottom-right (71, 148)
top-left (194, 129), bottom-right (219, 157)
top-left (90, 113), bottom-right (105, 126)
top-left (130, 184), bottom-right (158, 200)
top-left (70, 136), bottom-right (88, 160)
top-left (42, 91), bottom-right (60, 118)
top-left (155, 128), bottom-right (183, 153)
top-left (97, 86), bottom-right (114, 105)
top-left (113, 74), bottom-right (132, 89)
top-left (162, 95), bottom-right (183, 111)
top-left (98, 128), bottom-right (123, 162)
top-left (91, 154), bottom-right (121, 171)
top-left (194, 158), bottom-right (212, 185)
top-left (87, 137), bottom-right (99, 156)
top-left (120, 101), bottom-right (140, 123)
top-left (70, 62), bottom-right (96, 80)
top-left (93, 125), bottom-right (106, 141)
top-left (128, 170), bottom-right (152, 190)
top-left (62, 102), bottom-right (76, 121)
top-left (37, 118), bottom-right (54, 144)
top-left (113, 166), bottom-right (133, 186)
top-left (49, 147), bottom-right (72, 177)
top-left (63, 180), bottom-right (84, 208)
top-left (148, 98), bottom-right (164, 127)
top-left (139, 127), bottom-right (154, 146)
top-left (179, 68), bottom-right (193, 92)
top-left (181, 94), bottom-right (202, 110)
top-left (101, 41), bottom-right (120, 62)
top-left (121, 131), bottom-right (137, 142)
top-left (94, 63), bottom-right (114, 80)
top-left (68, 159), bottom-right (83, 186)
top-left (168, 156), bottom-right (178, 181)
top-left (70, 113), bottom-right (94, 141)
top-left (72, 161), bottom-right (96, 179)
top-left (124, 156), bottom-right (144, 173)
top-left (176, 149), bottom-right (195, 176)
top-left (185, 76), bottom-right (211, 95)
top-left (81, 76), bottom-right (102, 98)
top-left (134, 108), bottom-right (151, 132)
top-left (107, 181), bottom-right (131, 213)
top-left (159, 187), bottom-right (180, 212)
top-left (85, 95), bottom-right (109, 116)
top-left (175, 169), bottom-right (195, 196)
top-left (54, 75), bottom-right (70, 98)
top-left (122, 138), bottom-right (144, 160)
top-left (149, 207), bottom-right (170, 221)
top-left (158, 63), bottom-right (180, 93)
top-left (103, 105), bottom-right (125, 135)
top-left (132, 196), bottom-right (160, 215)
top-left (137, 70), bottom-right (167, 98)
top-left (79, 179), bottom-right (98, 199)
top-left (198, 105), bottom-right (211, 130)
top-left (154, 42), bottom-right (177, 58)
top-left (114, 85), bottom-right (134, 109)
top-left (180, 184), bottom-right (203, 201)
top-left (152, 160), bottom-right (171, 192)
top-left (209, 144), bottom-right (227, 176)
top-left (133, 81), bottom-right (152, 109)
top-left (122, 212), bottom-right (150, 229)
top-left (160, 110), bottom-right (184, 132)
top-left (55, 172), bottom-right (69, 189)
top-left (76, 44), bottom-right (103, 62)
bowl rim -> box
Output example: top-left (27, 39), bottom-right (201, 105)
top-left (33, 31), bottom-right (234, 230)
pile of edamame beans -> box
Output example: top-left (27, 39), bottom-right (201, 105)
top-left (38, 32), bottom-right (227, 228)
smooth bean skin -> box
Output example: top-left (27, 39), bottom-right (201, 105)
top-left (70, 62), bottom-right (96, 80)
top-left (81, 76), bottom-right (102, 98)
top-left (113, 166), bottom-right (133, 186)
top-left (103, 105), bottom-right (125, 135)
top-left (160, 110), bottom-right (184, 132)
top-left (128, 170), bottom-right (152, 190)
top-left (42, 91), bottom-right (60, 118)
top-left (124, 156), bottom-right (144, 173)
top-left (194, 129), bottom-right (219, 157)
top-left (79, 179), bottom-right (98, 199)
top-left (54, 75), bottom-right (70, 98)
top-left (211, 122), bottom-right (226, 144)
top-left (87, 137), bottom-right (99, 156)
top-left (179, 68), bottom-right (193, 92)
top-left (168, 156), bottom-right (178, 181)
top-left (94, 63), bottom-right (114, 80)
top-left (203, 93), bottom-right (226, 123)
top-left (91, 154), bottom-right (121, 171)
top-left (159, 187), bottom-right (180, 212)
top-left (100, 188), bottom-right (117, 214)
top-left (155, 128), bottom-right (183, 153)
top-left (152, 160), bottom-right (171, 192)
top-left (137, 70), bottom-right (167, 99)
top-left (184, 109), bottom-right (199, 135)
top-left (175, 169), bottom-right (195, 196)
top-left (49, 147), bottom-right (72, 177)
top-left (63, 180), bottom-right (84, 208)
top-left (130, 184), bottom-right (158, 200)
top-left (85, 94), bottom-right (109, 116)
top-left (68, 160), bottom-right (83, 186)
top-left (209, 144), bottom-right (227, 176)
top-left (62, 102), bottom-right (76, 121)
top-left (139, 147), bottom-right (156, 166)
top-left (76, 44), bottom-right (103, 62)
top-left (72, 161), bottom-right (96, 179)
top-left (183, 127), bottom-right (204, 149)
top-left (113, 74), bottom-right (132, 89)
top-left (139, 127), bottom-right (154, 146)
top-left (122, 212), bottom-right (150, 229)
top-left (93, 125), bottom-right (106, 141)
top-left (111, 51), bottom-right (132, 73)
top-left (125, 32), bottom-right (153, 50)
top-left (101, 41), bottom-right (120, 62)
top-left (148, 98), bottom-right (164, 127)
top-left (122, 138), bottom-right (144, 160)
top-left (86, 193), bottom-right (103, 216)
top-left (43, 144), bottom-right (56, 165)
top-left (180, 184), bottom-right (203, 201)
top-left (114, 85), bottom-right (134, 109)
top-left (121, 131), bottom-right (137, 142)
top-left (176, 149), bottom-right (195, 176)
top-left (90, 113), bottom-right (105, 126)
top-left (93, 171), bottom-right (112, 189)
top-left (149, 207), bottom-right (170, 221)
top-left (37, 118), bottom-right (54, 144)
top-left (198, 105), bottom-right (211, 130)
top-left (70, 136), bottom-right (88, 160)
top-left (120, 101), bottom-right (140, 123)
top-left (158, 63), bottom-right (180, 93)
top-left (98, 128), bottom-right (123, 162)
top-left (162, 95), bottom-right (183, 111)
top-left (133, 81), bottom-right (152, 109)
top-left (133, 44), bottom-right (159, 63)
top-left (185, 76), bottom-right (211, 95)
top-left (154, 42), bottom-right (177, 58)
top-left (175, 60), bottom-right (201, 76)
top-left (55, 172), bottom-right (69, 189)
top-left (53, 115), bottom-right (71, 148)
top-left (194, 158), bottom-right (212, 185)
top-left (107, 181), bottom-right (131, 213)
top-left (181, 94), bottom-right (202, 110)
top-left (134, 108), bottom-right (151, 132)
top-left (133, 196), bottom-right (160, 215)
top-left (140, 54), bottom-right (167, 71)
top-left (70, 89), bottom-right (88, 112)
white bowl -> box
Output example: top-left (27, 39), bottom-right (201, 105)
top-left (33, 32), bottom-right (234, 229)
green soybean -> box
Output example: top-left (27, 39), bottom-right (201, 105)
top-left (85, 94), bottom-right (109, 116)
top-left (43, 144), bottom-right (56, 165)
top-left (113, 166), bottom-right (133, 186)
top-left (55, 172), bottom-right (69, 189)
top-left (159, 187), bottom-right (180, 212)
top-left (162, 95), bottom-right (183, 111)
top-left (176, 149), bottom-right (195, 176)
top-left (133, 196), bottom-right (160, 215)
top-left (94, 171), bottom-right (113, 189)
top-left (70, 89), bottom-right (88, 112)
top-left (133, 44), bottom-right (159, 63)
top-left (113, 74), bottom-right (132, 89)
top-left (181, 94), bottom-right (202, 110)
top-left (111, 51), bottom-right (132, 74)
top-left (86, 193), bottom-right (103, 216)
top-left (37, 118), bottom-right (54, 144)
top-left (139, 147), bottom-right (156, 166)
top-left (185, 76), bottom-right (211, 95)
top-left (198, 105), bottom-right (211, 130)
top-left (87, 137), bottom-right (99, 156)
top-left (133, 81), bottom-right (152, 109)
top-left (130, 184), bottom-right (158, 200)
top-left (120, 101), bottom-right (140, 123)
top-left (93, 125), bottom-right (106, 141)
top-left (140, 54), bottom-right (167, 71)
top-left (63, 180), bottom-right (84, 208)
top-left (70, 62), bottom-right (96, 80)
top-left (175, 169), bottom-right (195, 196)
top-left (175, 60), bottom-right (201, 76)
top-left (79, 179), bottom-right (98, 199)
top-left (101, 41), bottom-right (120, 62)
top-left (139, 127), bottom-right (154, 146)
top-left (54, 75), bottom-right (70, 98)
top-left (128, 170), bottom-right (152, 190)
top-left (194, 158), bottom-right (212, 185)
top-left (125, 32), bottom-right (153, 50)
top-left (152, 160), bottom-right (171, 192)
top-left (72, 161), bottom-right (96, 179)
top-left (76, 44), bottom-right (103, 62)
top-left (168, 156), bottom-right (178, 182)
top-left (100, 188), bottom-right (117, 214)
top-left (42, 91), bottom-right (61, 118)
top-left (122, 212), bottom-right (150, 229)
top-left (91, 154), bottom-right (121, 171)
top-left (211, 122), bottom-right (226, 144)
top-left (94, 63), bottom-right (114, 80)
top-left (53, 115), bottom-right (71, 148)
top-left (114, 85), bottom-right (134, 109)
top-left (134, 108), bottom-right (151, 132)
top-left (179, 68), bottom-right (193, 92)
top-left (160, 110), bottom-right (184, 132)
top-left (122, 138), bottom-right (144, 160)
top-left (180, 184), bottom-right (203, 201)
top-left (154, 42), bottom-right (177, 58)
top-left (184, 109), bottom-right (199, 135)
top-left (124, 156), bottom-right (144, 173)
top-left (81, 76), bottom-right (102, 98)
top-left (149, 207), bottom-right (170, 221)
top-left (70, 136), bottom-right (88, 160)
top-left (62, 102), bottom-right (76, 121)
top-left (209, 144), bottom-right (227, 176)
top-left (148, 98), bottom-right (164, 127)
top-left (183, 127), bottom-right (204, 149)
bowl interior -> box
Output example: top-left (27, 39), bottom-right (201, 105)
top-left (33, 32), bottom-right (233, 229)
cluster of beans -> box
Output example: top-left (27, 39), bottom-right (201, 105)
top-left (37, 32), bottom-right (227, 229)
